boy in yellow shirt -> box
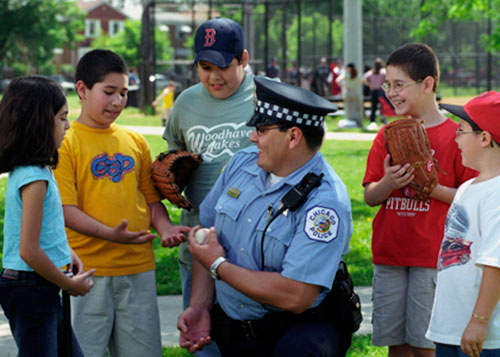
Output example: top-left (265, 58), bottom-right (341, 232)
top-left (54, 49), bottom-right (190, 357)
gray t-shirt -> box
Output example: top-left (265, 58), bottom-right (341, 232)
top-left (163, 74), bottom-right (255, 265)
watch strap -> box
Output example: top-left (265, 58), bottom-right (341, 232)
top-left (210, 257), bottom-right (227, 280)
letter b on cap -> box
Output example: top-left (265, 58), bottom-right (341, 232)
top-left (204, 28), bottom-right (216, 47)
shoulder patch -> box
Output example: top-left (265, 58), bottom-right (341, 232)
top-left (304, 206), bottom-right (339, 243)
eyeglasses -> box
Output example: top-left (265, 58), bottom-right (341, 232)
top-left (381, 80), bottom-right (423, 93)
top-left (456, 129), bottom-right (481, 136)
top-left (255, 126), bottom-right (287, 136)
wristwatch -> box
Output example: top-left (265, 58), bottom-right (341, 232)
top-left (209, 257), bottom-right (227, 280)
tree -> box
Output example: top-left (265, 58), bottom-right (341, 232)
top-left (91, 20), bottom-right (173, 69)
top-left (412, 0), bottom-right (498, 50)
top-left (0, 0), bottom-right (84, 74)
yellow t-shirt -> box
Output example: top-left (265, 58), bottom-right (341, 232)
top-left (162, 89), bottom-right (174, 109)
top-left (54, 122), bottom-right (161, 276)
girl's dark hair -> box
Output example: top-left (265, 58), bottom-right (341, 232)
top-left (386, 43), bottom-right (440, 93)
top-left (347, 63), bottom-right (358, 79)
top-left (0, 76), bottom-right (66, 173)
top-left (76, 49), bottom-right (128, 90)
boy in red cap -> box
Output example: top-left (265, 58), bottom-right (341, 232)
top-left (426, 92), bottom-right (500, 357)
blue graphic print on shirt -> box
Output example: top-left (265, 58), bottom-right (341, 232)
top-left (91, 153), bottom-right (134, 182)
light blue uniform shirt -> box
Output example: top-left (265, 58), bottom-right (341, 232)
top-left (3, 165), bottom-right (71, 271)
top-left (200, 146), bottom-right (353, 320)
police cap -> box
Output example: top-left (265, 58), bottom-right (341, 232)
top-left (247, 76), bottom-right (337, 128)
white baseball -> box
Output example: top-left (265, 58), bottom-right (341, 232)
top-left (195, 228), bottom-right (209, 244)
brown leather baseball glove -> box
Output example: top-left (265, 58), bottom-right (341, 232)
top-left (384, 118), bottom-right (443, 201)
top-left (152, 150), bottom-right (203, 210)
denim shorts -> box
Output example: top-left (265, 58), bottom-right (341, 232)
top-left (0, 268), bottom-right (83, 356)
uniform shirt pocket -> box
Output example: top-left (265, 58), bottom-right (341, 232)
top-left (256, 213), bottom-right (294, 272)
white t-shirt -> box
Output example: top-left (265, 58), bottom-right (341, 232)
top-left (426, 175), bottom-right (500, 348)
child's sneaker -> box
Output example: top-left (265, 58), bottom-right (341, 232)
top-left (367, 122), bottom-right (379, 131)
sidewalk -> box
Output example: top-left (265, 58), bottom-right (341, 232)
top-left (0, 286), bottom-right (372, 354)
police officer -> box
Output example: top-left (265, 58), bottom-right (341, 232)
top-left (177, 76), bottom-right (354, 356)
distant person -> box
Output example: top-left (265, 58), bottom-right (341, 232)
top-left (329, 59), bottom-right (343, 98)
top-left (363, 43), bottom-right (478, 357)
top-left (427, 93), bottom-right (500, 357)
top-left (0, 76), bottom-right (95, 356)
top-left (129, 67), bottom-right (140, 85)
top-left (54, 49), bottom-right (189, 357)
top-left (301, 64), bottom-right (313, 91)
top-left (311, 57), bottom-right (330, 96)
top-left (336, 62), bottom-right (363, 128)
top-left (287, 61), bottom-right (300, 86)
top-left (265, 57), bottom-right (280, 78)
top-left (162, 17), bottom-right (256, 357)
top-left (153, 81), bottom-right (176, 126)
top-left (363, 58), bottom-right (387, 130)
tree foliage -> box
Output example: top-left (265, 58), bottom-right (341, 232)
top-left (91, 19), bottom-right (173, 69)
top-left (0, 0), bottom-right (84, 74)
top-left (251, 1), bottom-right (342, 72)
top-left (412, 0), bottom-right (500, 51)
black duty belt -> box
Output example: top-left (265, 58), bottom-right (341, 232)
top-left (210, 303), bottom-right (292, 340)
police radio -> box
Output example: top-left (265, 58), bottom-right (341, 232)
top-left (260, 172), bottom-right (323, 270)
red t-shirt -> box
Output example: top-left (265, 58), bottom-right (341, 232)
top-left (362, 118), bottom-right (478, 268)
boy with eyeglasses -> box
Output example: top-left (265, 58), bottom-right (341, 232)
top-left (362, 43), bottom-right (478, 357)
top-left (426, 92), bottom-right (500, 357)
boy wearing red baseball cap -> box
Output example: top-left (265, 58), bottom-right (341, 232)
top-left (426, 92), bottom-right (500, 356)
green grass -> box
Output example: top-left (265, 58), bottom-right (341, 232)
top-left (347, 335), bottom-right (387, 356)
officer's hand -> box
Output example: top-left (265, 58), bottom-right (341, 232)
top-left (187, 226), bottom-right (225, 269)
top-left (177, 306), bottom-right (212, 353)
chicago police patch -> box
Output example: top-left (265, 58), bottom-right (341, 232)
top-left (304, 206), bottom-right (339, 242)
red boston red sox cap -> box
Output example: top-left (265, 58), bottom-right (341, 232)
top-left (440, 91), bottom-right (500, 144)
top-left (194, 17), bottom-right (244, 68)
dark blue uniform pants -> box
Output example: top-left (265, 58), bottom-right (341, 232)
top-left (210, 304), bottom-right (352, 357)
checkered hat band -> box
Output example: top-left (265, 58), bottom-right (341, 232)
top-left (256, 100), bottom-right (323, 127)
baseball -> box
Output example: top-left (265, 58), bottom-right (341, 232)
top-left (195, 228), bottom-right (209, 244)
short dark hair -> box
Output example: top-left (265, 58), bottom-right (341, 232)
top-left (279, 125), bottom-right (325, 151)
top-left (0, 76), bottom-right (66, 173)
top-left (235, 51), bottom-right (244, 64)
top-left (386, 43), bottom-right (440, 92)
top-left (76, 49), bottom-right (128, 90)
